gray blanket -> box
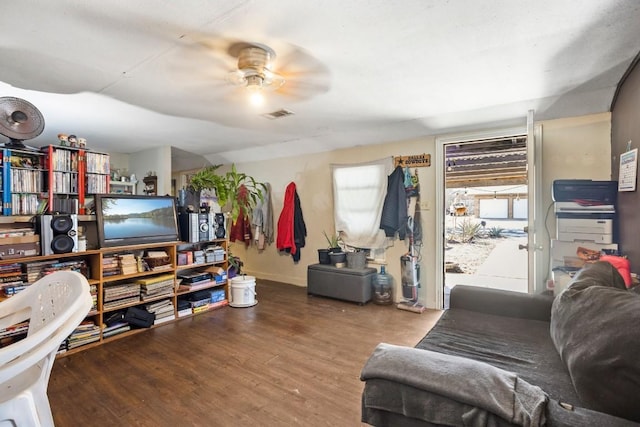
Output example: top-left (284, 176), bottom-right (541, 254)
top-left (360, 343), bottom-right (548, 427)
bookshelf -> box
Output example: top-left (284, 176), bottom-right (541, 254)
top-left (40, 145), bottom-right (110, 215)
top-left (0, 232), bottom-right (229, 357)
top-left (0, 148), bottom-right (46, 215)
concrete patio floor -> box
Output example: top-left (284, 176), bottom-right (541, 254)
top-left (444, 219), bottom-right (529, 308)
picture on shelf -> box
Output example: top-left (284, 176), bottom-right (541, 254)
top-left (95, 194), bottom-right (180, 247)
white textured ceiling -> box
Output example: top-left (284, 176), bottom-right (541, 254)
top-left (0, 1), bottom-right (639, 170)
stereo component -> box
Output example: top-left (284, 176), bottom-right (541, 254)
top-left (179, 213), bottom-right (215, 243)
top-left (214, 213), bottom-right (226, 238)
top-left (38, 214), bottom-right (78, 255)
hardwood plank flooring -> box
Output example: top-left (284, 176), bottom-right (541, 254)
top-left (49, 280), bottom-right (442, 426)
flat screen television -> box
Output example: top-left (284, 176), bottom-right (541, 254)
top-left (95, 194), bottom-right (180, 248)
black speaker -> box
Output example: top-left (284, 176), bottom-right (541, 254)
top-left (38, 214), bottom-right (78, 255)
top-left (214, 213), bottom-right (226, 238)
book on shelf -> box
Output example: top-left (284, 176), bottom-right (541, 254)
top-left (178, 280), bottom-right (214, 293)
top-left (102, 321), bottom-right (131, 338)
top-left (153, 314), bottom-right (175, 325)
top-left (178, 308), bottom-right (193, 317)
top-left (103, 325), bottom-right (131, 338)
top-left (136, 274), bottom-right (174, 285)
top-left (67, 321), bottom-right (101, 349)
top-left (103, 296), bottom-right (141, 310)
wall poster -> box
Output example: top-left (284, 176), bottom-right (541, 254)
top-left (618, 148), bottom-right (638, 192)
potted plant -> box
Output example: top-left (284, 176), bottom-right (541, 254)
top-left (323, 231), bottom-right (342, 252)
top-left (188, 164), bottom-right (264, 222)
top-left (317, 231), bottom-right (339, 264)
top-left (228, 252), bottom-right (243, 279)
top-left (322, 231), bottom-right (346, 266)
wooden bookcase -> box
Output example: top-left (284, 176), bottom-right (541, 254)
top-left (0, 233), bottom-right (229, 357)
top-left (0, 148), bottom-right (47, 215)
top-left (42, 145), bottom-right (110, 215)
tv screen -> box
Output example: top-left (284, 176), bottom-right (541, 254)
top-left (95, 194), bottom-right (179, 248)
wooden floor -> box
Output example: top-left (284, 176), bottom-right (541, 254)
top-left (49, 280), bottom-right (442, 426)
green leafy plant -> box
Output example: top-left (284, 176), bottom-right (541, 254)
top-left (487, 226), bottom-right (504, 238)
top-left (455, 219), bottom-right (483, 243)
top-left (323, 231), bottom-right (342, 249)
top-left (188, 165), bottom-right (223, 191)
top-left (223, 164), bottom-right (266, 222)
top-left (188, 164), bottom-right (264, 222)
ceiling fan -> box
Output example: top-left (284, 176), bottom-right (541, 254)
top-left (0, 97), bottom-right (44, 150)
top-left (225, 42), bottom-right (286, 105)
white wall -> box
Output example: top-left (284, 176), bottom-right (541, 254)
top-left (129, 146), bottom-right (172, 195)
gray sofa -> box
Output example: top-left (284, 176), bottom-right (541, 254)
top-left (360, 261), bottom-right (640, 426)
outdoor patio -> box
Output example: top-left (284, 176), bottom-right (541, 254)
top-left (444, 217), bottom-right (528, 308)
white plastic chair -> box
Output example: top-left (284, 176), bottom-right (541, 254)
top-left (0, 270), bottom-right (92, 427)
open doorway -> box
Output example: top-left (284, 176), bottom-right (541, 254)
top-left (442, 134), bottom-right (529, 308)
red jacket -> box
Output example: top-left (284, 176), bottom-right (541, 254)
top-left (277, 182), bottom-right (297, 254)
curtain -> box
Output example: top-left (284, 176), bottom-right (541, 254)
top-left (331, 157), bottom-right (393, 249)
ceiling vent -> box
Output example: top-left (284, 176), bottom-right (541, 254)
top-left (262, 109), bottom-right (295, 120)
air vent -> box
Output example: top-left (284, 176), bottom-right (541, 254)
top-left (262, 109), bottom-right (295, 120)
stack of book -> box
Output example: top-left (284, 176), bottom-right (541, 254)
top-left (103, 282), bottom-right (141, 309)
top-left (24, 260), bottom-right (54, 283)
top-left (117, 253), bottom-right (138, 275)
top-left (89, 283), bottom-right (98, 312)
top-left (137, 274), bottom-right (174, 300)
top-left (67, 320), bottom-right (101, 350)
top-left (177, 299), bottom-right (193, 318)
top-left (24, 259), bottom-right (89, 283)
top-left (101, 311), bottom-right (130, 339)
top-left (0, 263), bottom-right (27, 296)
top-left (0, 320), bottom-right (29, 347)
top-left (187, 290), bottom-right (215, 314)
top-left (102, 321), bottom-right (131, 339)
top-left (40, 259), bottom-right (88, 277)
top-left (145, 299), bottom-right (175, 325)
top-left (143, 250), bottom-right (172, 272)
top-left (102, 255), bottom-right (120, 277)
top-left (177, 272), bottom-right (212, 292)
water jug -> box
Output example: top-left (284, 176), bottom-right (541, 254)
top-left (372, 266), bottom-right (393, 305)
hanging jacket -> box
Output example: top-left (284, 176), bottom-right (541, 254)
top-left (292, 188), bottom-right (307, 262)
top-left (380, 166), bottom-right (408, 240)
top-left (251, 182), bottom-right (274, 249)
top-left (277, 182), bottom-right (307, 262)
top-left (229, 185), bottom-right (252, 246)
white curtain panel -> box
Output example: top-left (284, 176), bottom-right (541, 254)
top-left (331, 157), bottom-right (394, 249)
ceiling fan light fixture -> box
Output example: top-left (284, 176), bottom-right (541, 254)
top-left (246, 75), bottom-right (265, 106)
top-left (227, 44), bottom-right (286, 96)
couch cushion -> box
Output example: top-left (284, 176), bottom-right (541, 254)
top-left (416, 308), bottom-right (579, 405)
top-left (550, 261), bottom-right (640, 422)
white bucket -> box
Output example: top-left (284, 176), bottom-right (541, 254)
top-left (229, 275), bottom-right (257, 308)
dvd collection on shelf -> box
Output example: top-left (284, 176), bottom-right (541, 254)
top-left (49, 147), bottom-right (79, 172)
top-left (84, 151), bottom-right (110, 174)
top-left (1, 145), bottom-right (111, 216)
top-left (85, 173), bottom-right (109, 194)
top-left (10, 193), bottom-right (41, 215)
top-left (9, 167), bottom-right (43, 194)
top-left (51, 171), bottom-right (79, 194)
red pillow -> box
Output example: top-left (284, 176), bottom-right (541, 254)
top-left (599, 255), bottom-right (632, 288)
